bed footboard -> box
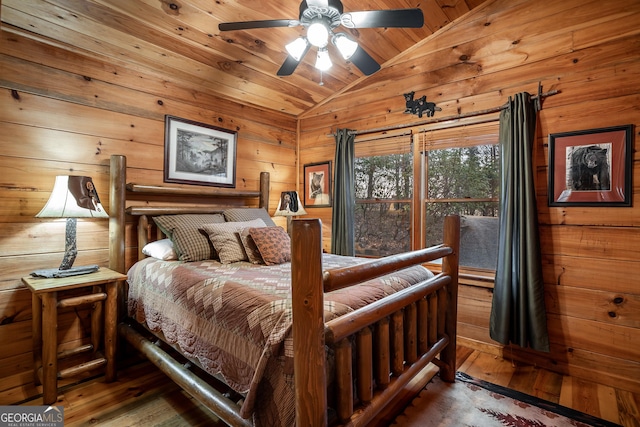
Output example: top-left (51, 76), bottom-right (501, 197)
top-left (291, 216), bottom-right (460, 427)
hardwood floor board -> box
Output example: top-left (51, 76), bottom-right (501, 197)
top-left (88, 390), bottom-right (219, 427)
top-left (61, 368), bottom-right (183, 425)
top-left (506, 364), bottom-right (538, 395)
top-left (615, 389), bottom-right (640, 427)
top-left (460, 350), bottom-right (516, 387)
top-left (576, 378), bottom-right (603, 419)
top-left (531, 368), bottom-right (563, 403)
top-left (456, 348), bottom-right (480, 371)
top-left (454, 344), bottom-right (474, 369)
top-left (559, 374), bottom-right (574, 408)
top-left (598, 384), bottom-right (623, 425)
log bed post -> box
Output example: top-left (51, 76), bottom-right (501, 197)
top-left (291, 218), bottom-right (327, 427)
top-left (439, 215), bottom-right (460, 382)
top-left (109, 154), bottom-right (126, 274)
top-left (259, 171), bottom-right (269, 211)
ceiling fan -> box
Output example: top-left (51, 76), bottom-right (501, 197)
top-left (218, 0), bottom-right (424, 77)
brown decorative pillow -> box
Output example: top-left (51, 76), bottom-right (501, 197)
top-left (249, 226), bottom-right (291, 265)
top-left (201, 219), bottom-right (266, 264)
top-left (239, 227), bottom-right (264, 264)
top-left (223, 208), bottom-right (276, 226)
top-left (153, 214), bottom-right (225, 262)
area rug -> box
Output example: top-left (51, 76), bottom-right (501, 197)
top-left (392, 372), bottom-right (621, 427)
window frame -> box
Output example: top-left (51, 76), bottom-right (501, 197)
top-left (413, 123), bottom-right (500, 283)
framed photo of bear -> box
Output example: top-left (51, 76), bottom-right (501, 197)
top-left (548, 124), bottom-right (633, 207)
top-left (303, 161), bottom-right (332, 207)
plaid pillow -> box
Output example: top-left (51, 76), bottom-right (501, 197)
top-left (201, 219), bottom-right (266, 264)
top-left (153, 214), bottom-right (225, 262)
top-left (239, 227), bottom-right (264, 264)
top-left (223, 208), bottom-right (276, 226)
top-left (249, 226), bottom-right (291, 265)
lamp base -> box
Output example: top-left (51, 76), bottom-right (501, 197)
top-left (30, 264), bottom-right (99, 279)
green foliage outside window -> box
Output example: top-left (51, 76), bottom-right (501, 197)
top-left (354, 153), bottom-right (412, 257)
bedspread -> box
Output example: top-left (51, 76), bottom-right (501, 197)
top-left (127, 254), bottom-right (433, 426)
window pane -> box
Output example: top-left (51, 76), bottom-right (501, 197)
top-left (425, 203), bottom-right (499, 270)
top-left (427, 145), bottom-right (499, 200)
top-left (354, 153), bottom-right (413, 257)
top-left (425, 144), bottom-right (500, 271)
top-left (355, 202), bottom-right (411, 257)
top-left (355, 154), bottom-right (413, 199)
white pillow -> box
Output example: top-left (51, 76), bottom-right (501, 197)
top-left (142, 239), bottom-right (178, 261)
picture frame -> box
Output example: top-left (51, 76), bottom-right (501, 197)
top-left (548, 124), bottom-right (633, 207)
top-left (303, 161), bottom-right (332, 207)
top-left (164, 115), bottom-right (237, 187)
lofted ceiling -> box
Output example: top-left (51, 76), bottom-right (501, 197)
top-left (2, 0), bottom-right (489, 117)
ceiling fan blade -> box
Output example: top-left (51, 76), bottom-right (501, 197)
top-left (219, 19), bottom-right (299, 31)
top-left (277, 45), bottom-right (311, 76)
top-left (349, 46), bottom-right (381, 76)
top-left (342, 9), bottom-right (424, 29)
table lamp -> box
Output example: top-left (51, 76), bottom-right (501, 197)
top-left (274, 191), bottom-right (307, 235)
top-left (31, 175), bottom-right (108, 278)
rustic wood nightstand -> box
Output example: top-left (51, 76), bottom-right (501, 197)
top-left (22, 267), bottom-right (127, 404)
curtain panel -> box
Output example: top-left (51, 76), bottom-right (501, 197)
top-left (490, 92), bottom-right (550, 352)
top-left (331, 128), bottom-right (356, 255)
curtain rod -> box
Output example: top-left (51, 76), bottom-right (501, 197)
top-left (327, 88), bottom-right (560, 138)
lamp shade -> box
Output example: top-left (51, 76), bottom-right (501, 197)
top-left (333, 33), bottom-right (358, 59)
top-left (36, 176), bottom-right (108, 218)
top-left (274, 191), bottom-right (307, 217)
top-left (285, 37), bottom-right (310, 61)
top-left (315, 48), bottom-right (332, 71)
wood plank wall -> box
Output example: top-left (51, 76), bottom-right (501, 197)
top-left (299, 0), bottom-right (640, 393)
top-left (0, 25), bottom-right (297, 402)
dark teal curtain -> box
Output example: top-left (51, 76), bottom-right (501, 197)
top-left (331, 128), bottom-right (355, 255)
top-left (490, 92), bottom-right (550, 352)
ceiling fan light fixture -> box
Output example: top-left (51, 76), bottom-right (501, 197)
top-left (307, 20), bottom-right (329, 47)
top-left (315, 48), bottom-right (332, 71)
top-left (333, 33), bottom-right (358, 59)
top-left (285, 37), bottom-right (309, 61)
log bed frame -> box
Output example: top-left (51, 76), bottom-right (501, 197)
top-left (108, 154), bottom-right (460, 427)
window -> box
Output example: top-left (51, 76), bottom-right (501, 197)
top-left (354, 133), bottom-right (413, 257)
top-left (352, 124), bottom-right (500, 271)
top-left (418, 123), bottom-right (500, 272)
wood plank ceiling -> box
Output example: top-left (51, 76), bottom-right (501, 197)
top-left (1, 0), bottom-right (489, 117)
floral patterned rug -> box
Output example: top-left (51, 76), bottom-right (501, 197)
top-left (393, 372), bottom-right (621, 427)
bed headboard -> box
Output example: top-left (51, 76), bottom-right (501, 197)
top-left (108, 154), bottom-right (270, 273)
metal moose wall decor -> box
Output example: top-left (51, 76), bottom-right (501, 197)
top-left (403, 91), bottom-right (441, 118)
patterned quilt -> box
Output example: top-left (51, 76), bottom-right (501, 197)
top-left (127, 254), bottom-right (433, 426)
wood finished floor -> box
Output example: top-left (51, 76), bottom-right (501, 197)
top-left (12, 346), bottom-right (640, 427)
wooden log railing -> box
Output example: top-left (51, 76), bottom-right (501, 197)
top-left (292, 215), bottom-right (460, 427)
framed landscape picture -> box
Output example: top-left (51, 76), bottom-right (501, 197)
top-left (164, 115), bottom-right (237, 187)
top-left (303, 161), bottom-right (332, 207)
top-left (548, 124), bottom-right (633, 207)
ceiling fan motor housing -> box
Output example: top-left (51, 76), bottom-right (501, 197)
top-left (299, 0), bottom-right (344, 30)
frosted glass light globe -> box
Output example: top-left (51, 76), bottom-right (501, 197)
top-left (307, 21), bottom-right (329, 47)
